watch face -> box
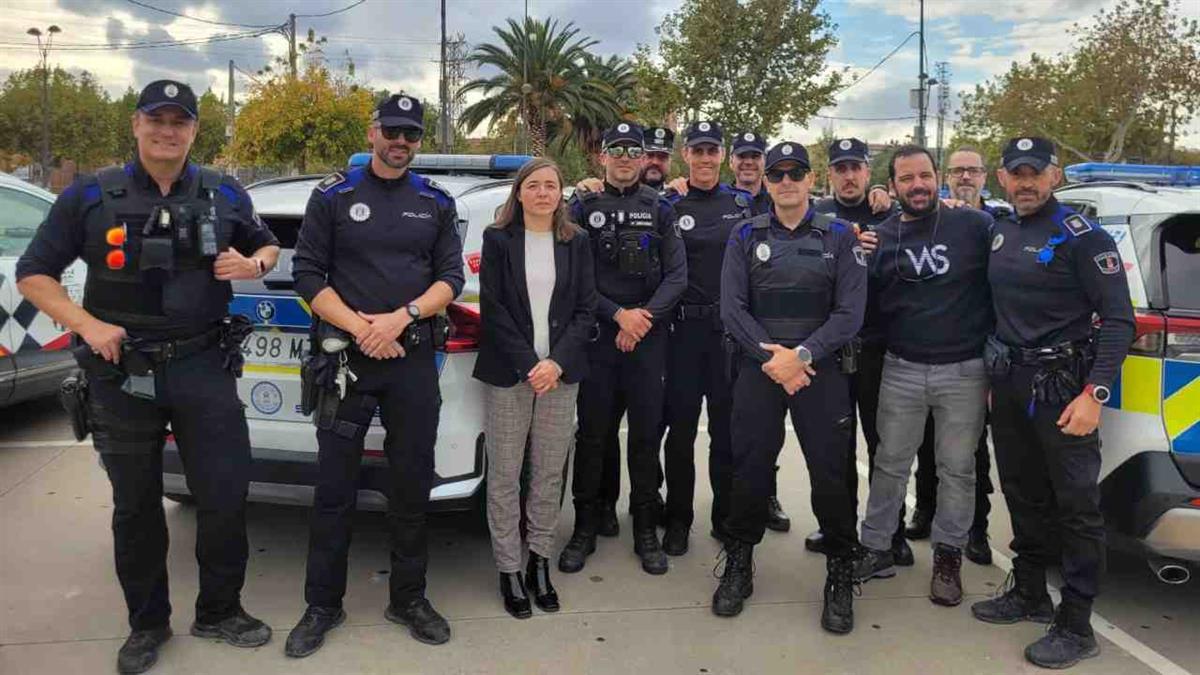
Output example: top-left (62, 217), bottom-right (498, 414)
top-left (1093, 385), bottom-right (1111, 403)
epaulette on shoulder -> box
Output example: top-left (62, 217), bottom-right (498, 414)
top-left (415, 173), bottom-right (453, 207)
top-left (1061, 213), bottom-right (1094, 238)
top-left (316, 171), bottom-right (347, 194)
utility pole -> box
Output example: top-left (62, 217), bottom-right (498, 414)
top-left (438, 0), bottom-right (450, 153)
top-left (934, 61), bottom-right (950, 169)
top-left (915, 0), bottom-right (928, 147)
top-left (288, 13), bottom-right (297, 78)
top-left (227, 60), bottom-right (236, 142)
top-left (26, 24), bottom-right (61, 188)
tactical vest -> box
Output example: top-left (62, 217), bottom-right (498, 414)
top-left (747, 212), bottom-right (838, 347)
top-left (82, 165), bottom-right (232, 335)
top-left (579, 184), bottom-right (664, 287)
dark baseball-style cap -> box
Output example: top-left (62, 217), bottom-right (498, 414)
top-left (764, 141), bottom-right (811, 171)
top-left (731, 131), bottom-right (766, 155)
top-left (602, 122), bottom-right (644, 148)
top-left (644, 126), bottom-right (674, 153)
top-left (684, 121), bottom-right (723, 147)
top-left (137, 80), bottom-right (198, 119)
top-left (1001, 136), bottom-right (1058, 171)
top-left (373, 94), bottom-right (424, 129)
top-left (829, 137), bottom-right (870, 165)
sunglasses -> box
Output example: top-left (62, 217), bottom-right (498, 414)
top-left (765, 167), bottom-right (810, 183)
top-left (605, 145), bottom-right (645, 159)
top-left (380, 126), bottom-right (423, 142)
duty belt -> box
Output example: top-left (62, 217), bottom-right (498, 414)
top-left (1008, 338), bottom-right (1091, 366)
top-left (676, 303), bottom-right (718, 321)
top-left (132, 326), bottom-right (223, 364)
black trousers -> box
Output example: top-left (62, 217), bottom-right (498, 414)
top-left (914, 415), bottom-right (994, 530)
top-left (662, 318), bottom-right (733, 530)
top-left (597, 390), bottom-right (664, 509)
top-left (89, 344), bottom-right (251, 630)
top-left (726, 357), bottom-right (857, 553)
top-left (573, 323), bottom-right (667, 519)
top-left (844, 341), bottom-right (905, 543)
top-left (304, 348), bottom-right (440, 609)
top-left (991, 363), bottom-right (1104, 611)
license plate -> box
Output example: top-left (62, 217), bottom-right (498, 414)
top-left (241, 330), bottom-right (307, 366)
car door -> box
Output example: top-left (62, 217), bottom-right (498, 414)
top-left (1158, 213), bottom-right (1200, 487)
top-left (1, 184), bottom-right (58, 403)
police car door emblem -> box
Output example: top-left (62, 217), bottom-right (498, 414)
top-left (250, 381), bottom-right (283, 415)
top-left (992, 233), bottom-right (1005, 251)
top-left (163, 83), bottom-right (178, 98)
top-left (1094, 251), bottom-right (1121, 275)
top-left (398, 97), bottom-right (413, 111)
top-left (678, 215), bottom-right (695, 231)
top-left (839, 139), bottom-right (852, 150)
top-left (755, 242), bottom-right (771, 261)
top-left (349, 203), bottom-right (371, 222)
top-left (588, 212), bottom-right (606, 228)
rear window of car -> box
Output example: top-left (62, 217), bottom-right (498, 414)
top-left (1162, 214), bottom-right (1200, 311)
top-left (0, 187), bottom-right (52, 257)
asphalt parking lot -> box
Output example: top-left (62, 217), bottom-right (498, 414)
top-left (1, 396), bottom-right (1196, 675)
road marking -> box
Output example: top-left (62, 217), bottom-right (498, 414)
top-left (0, 439), bottom-right (88, 449)
top-left (853, 460), bottom-right (1192, 675)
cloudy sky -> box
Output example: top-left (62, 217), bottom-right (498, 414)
top-left (2, 0), bottom-right (1197, 148)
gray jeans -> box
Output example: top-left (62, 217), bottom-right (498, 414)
top-left (861, 353), bottom-right (988, 551)
top-left (485, 381), bottom-right (579, 573)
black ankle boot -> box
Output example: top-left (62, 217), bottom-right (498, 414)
top-left (499, 572), bottom-right (532, 619)
top-left (633, 508), bottom-right (668, 575)
top-left (558, 502), bottom-right (598, 573)
top-left (526, 552), bottom-right (560, 612)
top-left (822, 553), bottom-right (857, 634)
top-left (712, 540), bottom-right (754, 617)
top-left (285, 606), bottom-right (346, 658)
top-left (117, 627), bottom-right (172, 674)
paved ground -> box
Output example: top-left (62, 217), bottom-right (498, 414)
top-left (1, 396), bottom-right (1197, 675)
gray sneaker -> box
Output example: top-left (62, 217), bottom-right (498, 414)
top-left (853, 547), bottom-right (896, 582)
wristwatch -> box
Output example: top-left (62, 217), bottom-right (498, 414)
top-left (1085, 383), bottom-right (1111, 404)
top-left (794, 345), bottom-right (813, 363)
top-left (405, 304), bottom-right (422, 320)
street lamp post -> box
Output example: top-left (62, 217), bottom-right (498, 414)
top-left (27, 25), bottom-right (61, 188)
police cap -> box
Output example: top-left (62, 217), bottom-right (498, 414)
top-left (137, 80), bottom-right (198, 119)
top-left (764, 141), bottom-right (811, 171)
top-left (684, 121), bottom-right (723, 148)
top-left (603, 122), bottom-right (645, 148)
top-left (1001, 136), bottom-right (1058, 172)
top-left (731, 131), bottom-right (767, 155)
top-left (373, 94), bottom-right (424, 130)
top-left (643, 126), bottom-right (675, 153)
top-left (829, 137), bottom-right (870, 165)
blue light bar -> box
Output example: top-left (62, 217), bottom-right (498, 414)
top-left (1065, 162), bottom-right (1200, 186)
top-left (491, 155), bottom-right (534, 171)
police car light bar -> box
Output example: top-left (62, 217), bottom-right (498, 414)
top-left (345, 153), bottom-right (533, 174)
top-left (1065, 163), bottom-right (1200, 186)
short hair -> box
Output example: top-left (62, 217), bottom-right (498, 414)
top-left (947, 146), bottom-right (985, 165)
top-left (888, 145), bottom-right (938, 180)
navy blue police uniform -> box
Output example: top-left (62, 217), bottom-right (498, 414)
top-left (660, 121), bottom-right (754, 547)
top-left (731, 131), bottom-right (772, 214)
top-left (981, 137), bottom-right (1134, 646)
top-left (15, 79), bottom-right (278, 637)
top-left (290, 95), bottom-right (465, 618)
top-left (561, 122), bottom-right (687, 575)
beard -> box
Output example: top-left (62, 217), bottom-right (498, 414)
top-left (641, 165), bottom-right (664, 188)
top-left (898, 188), bottom-right (938, 217)
top-left (376, 144), bottom-right (413, 170)
top-left (953, 184), bottom-right (980, 206)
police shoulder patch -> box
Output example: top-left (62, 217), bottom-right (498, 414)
top-left (1093, 250), bottom-right (1121, 275)
top-left (1062, 213), bottom-right (1093, 237)
top-left (316, 172), bottom-right (346, 194)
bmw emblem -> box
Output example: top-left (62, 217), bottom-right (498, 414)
top-left (255, 300), bottom-right (276, 323)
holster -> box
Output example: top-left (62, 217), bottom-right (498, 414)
top-left (59, 370), bottom-right (90, 441)
top-left (300, 350), bottom-right (339, 417)
top-left (984, 335), bottom-right (1012, 378)
top-left (838, 337), bottom-right (861, 375)
top-left (219, 314), bottom-right (254, 376)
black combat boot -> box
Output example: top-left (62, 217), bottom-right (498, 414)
top-left (384, 597), bottom-right (451, 645)
top-left (804, 530), bottom-right (829, 554)
top-left (558, 502), bottom-right (598, 573)
top-left (965, 527), bottom-right (993, 565)
top-left (971, 563), bottom-right (1054, 625)
top-left (822, 553), bottom-right (858, 634)
top-left (598, 502), bottom-right (620, 538)
top-left (190, 608), bottom-right (272, 647)
top-left (116, 627), bottom-right (172, 674)
top-left (662, 521), bottom-right (690, 556)
top-left (632, 508), bottom-right (669, 575)
top-left (765, 496), bottom-right (791, 532)
top-left (905, 507), bottom-right (933, 540)
top-left (712, 540), bottom-right (754, 617)
top-left (1024, 602), bottom-right (1100, 669)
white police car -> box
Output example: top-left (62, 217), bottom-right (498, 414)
top-left (1056, 163), bottom-right (1200, 582)
top-left (161, 155), bottom-right (532, 512)
top-left (0, 173), bottom-right (86, 407)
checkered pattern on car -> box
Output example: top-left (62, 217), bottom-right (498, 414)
top-left (0, 267), bottom-right (73, 356)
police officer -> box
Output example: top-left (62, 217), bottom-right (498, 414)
top-left (728, 130), bottom-right (772, 214)
top-left (972, 137), bottom-right (1134, 669)
top-left (714, 142), bottom-right (866, 634)
top-left (284, 94), bottom-right (464, 655)
top-left (16, 80), bottom-right (279, 674)
top-left (640, 126), bottom-right (675, 191)
top-left (906, 145), bottom-right (1002, 564)
top-left (560, 122), bottom-right (686, 576)
top-left (804, 137), bottom-right (912, 565)
top-left (659, 121), bottom-right (752, 554)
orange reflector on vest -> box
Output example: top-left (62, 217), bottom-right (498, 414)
top-left (106, 226), bottom-right (126, 246)
top-left (105, 249), bottom-right (126, 270)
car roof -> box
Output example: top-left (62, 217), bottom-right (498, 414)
top-left (1056, 182), bottom-right (1200, 220)
top-left (0, 172), bottom-right (56, 203)
top-left (247, 173), bottom-right (510, 216)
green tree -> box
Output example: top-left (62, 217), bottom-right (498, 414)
top-left (957, 0), bottom-right (1199, 163)
top-left (229, 65), bottom-right (373, 173)
top-left (628, 44), bottom-right (684, 127)
top-left (459, 18), bottom-right (624, 156)
top-left (0, 67), bottom-right (118, 169)
top-left (657, 0), bottom-right (841, 136)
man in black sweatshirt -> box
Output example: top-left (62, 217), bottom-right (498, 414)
top-left (854, 146), bottom-right (993, 609)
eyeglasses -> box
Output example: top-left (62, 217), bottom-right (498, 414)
top-left (605, 145), bottom-right (645, 159)
top-left (765, 167), bottom-right (809, 183)
top-left (948, 166), bottom-right (986, 177)
top-left (379, 126), bottom-right (423, 142)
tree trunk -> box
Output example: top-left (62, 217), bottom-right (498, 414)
top-left (526, 105), bottom-right (546, 157)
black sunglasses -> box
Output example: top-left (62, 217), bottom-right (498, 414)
top-left (604, 145), bottom-right (645, 159)
top-left (765, 166), bottom-right (809, 183)
top-left (380, 126), bottom-right (423, 142)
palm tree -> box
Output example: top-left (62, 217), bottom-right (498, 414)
top-left (458, 18), bottom-right (623, 157)
top-left (554, 54), bottom-right (637, 158)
